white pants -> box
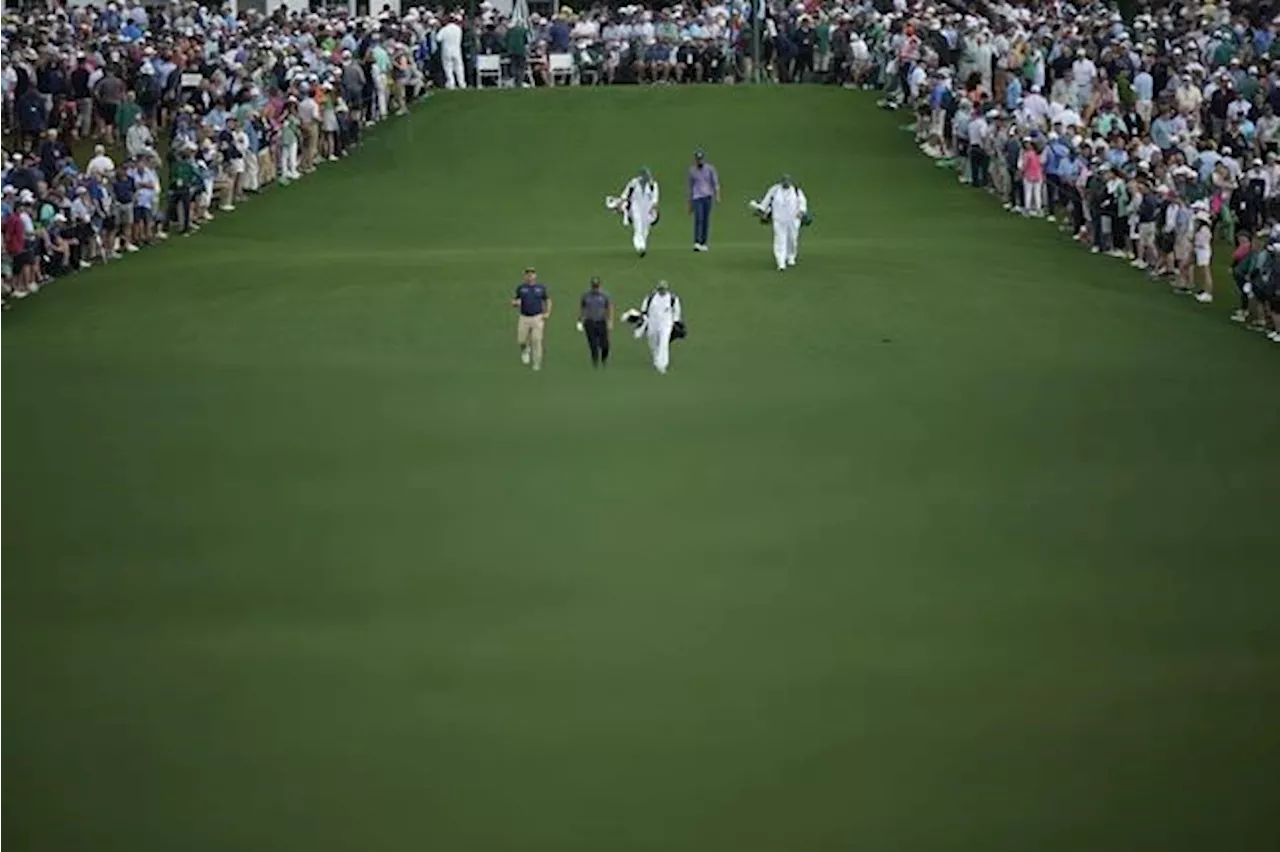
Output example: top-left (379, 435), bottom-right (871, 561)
top-left (243, 148), bottom-right (260, 192)
top-left (647, 323), bottom-right (672, 373)
top-left (443, 52), bottom-right (466, 89)
top-left (772, 217), bottom-right (799, 269)
top-left (1022, 179), bottom-right (1044, 214)
top-left (631, 207), bottom-right (651, 253)
top-left (376, 78), bottom-right (389, 120)
top-left (281, 139), bottom-right (299, 179)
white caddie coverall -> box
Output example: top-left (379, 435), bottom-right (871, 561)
top-left (760, 181), bottom-right (808, 270)
top-left (620, 175), bottom-right (660, 254)
top-left (636, 286), bottom-right (682, 374)
top-left (437, 21), bottom-right (466, 90)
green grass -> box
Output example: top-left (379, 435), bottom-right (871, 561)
top-left (3, 86), bottom-right (1279, 852)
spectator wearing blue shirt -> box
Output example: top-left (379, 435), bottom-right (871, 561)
top-left (1058, 149), bottom-right (1084, 234)
top-left (549, 17), bottom-right (571, 53)
top-left (511, 267), bottom-right (552, 371)
top-left (112, 164), bottom-right (138, 251)
top-left (1004, 75), bottom-right (1022, 113)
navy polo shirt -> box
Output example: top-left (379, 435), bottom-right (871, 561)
top-left (515, 282), bottom-right (548, 316)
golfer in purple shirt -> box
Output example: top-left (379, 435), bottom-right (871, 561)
top-left (687, 149), bottom-right (720, 251)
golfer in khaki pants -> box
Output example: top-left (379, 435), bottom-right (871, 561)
top-left (511, 267), bottom-right (552, 371)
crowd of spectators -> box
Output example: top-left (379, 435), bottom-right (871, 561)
top-left (864, 0), bottom-right (1280, 343)
top-left (4, 0), bottom-right (1280, 342)
top-left (2, 0), bottom-right (440, 306)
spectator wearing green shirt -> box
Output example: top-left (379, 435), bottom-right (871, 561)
top-left (115, 92), bottom-right (142, 137)
top-left (816, 18), bottom-right (831, 77)
top-left (167, 146), bottom-right (200, 235)
top-left (506, 22), bottom-right (530, 87)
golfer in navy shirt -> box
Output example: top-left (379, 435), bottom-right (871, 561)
top-left (511, 267), bottom-right (552, 371)
top-left (688, 149), bottom-right (720, 251)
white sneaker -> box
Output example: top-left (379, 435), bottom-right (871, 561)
top-left (532, 363), bottom-right (541, 371)
top-left (79, 260), bottom-right (92, 269)
top-left (328, 155), bottom-right (339, 162)
top-left (1195, 292), bottom-right (1213, 303)
top-left (1002, 203), bottom-right (1012, 210)
top-left (1091, 246), bottom-right (1100, 254)
top-left (787, 257), bottom-right (796, 267)
top-left (520, 350), bottom-right (531, 365)
top-left (694, 244), bottom-right (708, 252)
top-left (1230, 310), bottom-right (1248, 323)
top-left (1046, 215), bottom-right (1056, 222)
top-left (220, 204), bottom-right (236, 212)
top-left (125, 243), bottom-right (139, 253)
top-left (1268, 330), bottom-right (1280, 342)
top-left (1130, 259), bottom-right (1146, 268)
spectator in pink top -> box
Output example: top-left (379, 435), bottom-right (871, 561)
top-left (1020, 139), bottom-right (1046, 217)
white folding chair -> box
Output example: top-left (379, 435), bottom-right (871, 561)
top-left (476, 54), bottom-right (502, 88)
top-left (549, 53), bottom-right (576, 86)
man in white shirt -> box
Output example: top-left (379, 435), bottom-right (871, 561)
top-left (1020, 84), bottom-right (1050, 129)
top-left (86, 144), bottom-right (115, 178)
top-left (967, 109), bottom-right (992, 187)
top-left (437, 14), bottom-right (466, 90)
top-left (1071, 52), bottom-right (1097, 103)
top-left (298, 89), bottom-right (319, 171)
top-left (125, 112), bottom-right (153, 158)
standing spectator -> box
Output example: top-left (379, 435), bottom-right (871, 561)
top-left (279, 99), bottom-right (302, 183)
top-left (507, 15), bottom-right (531, 87)
top-left (86, 144), bottom-right (115, 179)
top-left (299, 88), bottom-right (320, 174)
top-left (93, 66), bottom-right (126, 141)
top-left (112, 162), bottom-right (138, 252)
top-left (1021, 137), bottom-right (1045, 216)
top-left (125, 112), bottom-right (154, 158)
top-left (218, 117), bottom-right (245, 211)
top-left (71, 54), bottom-right (93, 140)
top-left (167, 146), bottom-right (200, 236)
top-left (37, 129), bottom-right (69, 183)
top-left (130, 156), bottom-right (159, 244)
top-left (16, 86), bottom-right (48, 151)
top-left (115, 91), bottom-right (142, 139)
top-left (1192, 211), bottom-right (1215, 303)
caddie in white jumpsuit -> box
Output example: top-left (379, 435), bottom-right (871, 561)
top-left (619, 167), bottom-right (660, 256)
top-left (437, 15), bottom-right (467, 90)
top-left (756, 174), bottom-right (808, 271)
top-left (636, 280), bottom-right (682, 374)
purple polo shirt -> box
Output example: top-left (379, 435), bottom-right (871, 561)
top-left (688, 163), bottom-right (719, 200)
